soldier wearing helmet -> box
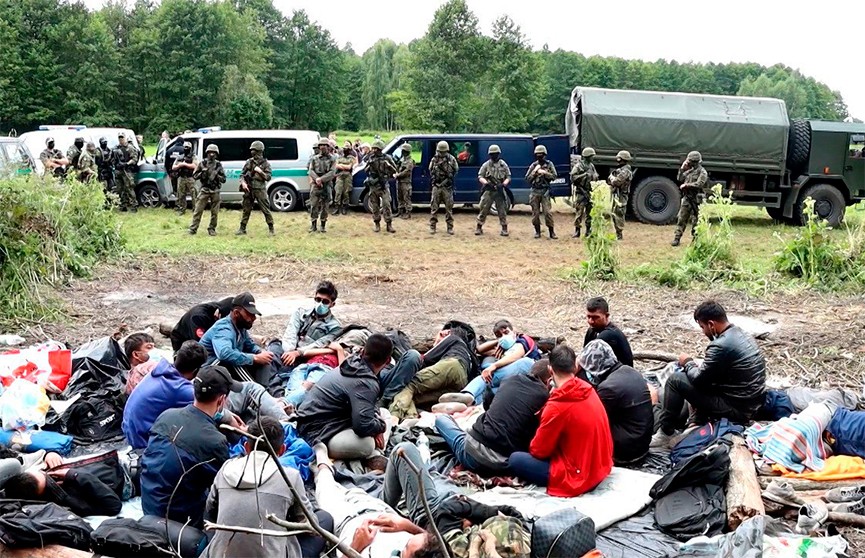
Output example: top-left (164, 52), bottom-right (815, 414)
top-left (428, 140), bottom-right (459, 235)
top-left (96, 136), bottom-right (116, 198)
top-left (237, 140), bottom-right (274, 236)
top-left (39, 136), bottom-right (69, 179)
top-left (114, 132), bottom-right (140, 212)
top-left (189, 144), bottom-right (226, 236)
top-left (333, 141), bottom-right (357, 216)
top-left (67, 137), bottom-right (85, 170)
top-left (606, 150), bottom-right (634, 240)
top-left (173, 141), bottom-right (198, 215)
top-left (395, 143), bottom-right (415, 219)
top-left (365, 139), bottom-right (398, 233)
top-left (526, 144), bottom-right (559, 239)
top-left (475, 144), bottom-right (512, 237)
top-left (307, 138), bottom-right (337, 233)
top-left (76, 141), bottom-right (98, 183)
top-left (672, 150), bottom-right (709, 247)
top-left (570, 147), bottom-right (599, 238)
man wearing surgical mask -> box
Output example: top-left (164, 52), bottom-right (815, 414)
top-left (278, 281), bottom-right (342, 369)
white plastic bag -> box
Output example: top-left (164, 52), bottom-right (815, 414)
top-left (0, 379), bottom-right (50, 431)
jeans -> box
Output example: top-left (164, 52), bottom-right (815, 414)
top-left (462, 356), bottom-right (534, 405)
top-left (659, 372), bottom-right (745, 435)
top-left (379, 350), bottom-right (423, 406)
top-left (298, 509), bottom-right (333, 558)
top-left (227, 381), bottom-right (289, 424)
top-left (383, 442), bottom-right (457, 526)
top-left (507, 452), bottom-right (550, 487)
top-left (283, 364), bottom-right (333, 407)
top-left (434, 415), bottom-right (481, 471)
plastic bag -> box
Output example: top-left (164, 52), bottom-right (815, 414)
top-left (66, 337), bottom-right (128, 397)
top-left (0, 379), bottom-right (50, 431)
top-left (0, 341), bottom-right (72, 393)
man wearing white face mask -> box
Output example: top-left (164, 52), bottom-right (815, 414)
top-left (278, 281), bottom-right (342, 369)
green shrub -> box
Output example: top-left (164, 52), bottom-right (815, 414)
top-left (574, 184), bottom-right (617, 282)
top-left (0, 176), bottom-right (124, 325)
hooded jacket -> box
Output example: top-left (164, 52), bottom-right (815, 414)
top-left (295, 354), bottom-right (385, 445)
top-left (593, 363), bottom-right (654, 463)
top-left (203, 451), bottom-right (308, 558)
top-left (122, 359), bottom-right (194, 449)
top-left (529, 376), bottom-right (613, 497)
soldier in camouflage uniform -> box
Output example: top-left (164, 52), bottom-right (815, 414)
top-left (189, 144), bottom-right (226, 236)
top-left (307, 138), bottom-right (336, 233)
top-left (172, 141), bottom-right (198, 215)
top-left (113, 132), bottom-right (139, 212)
top-left (395, 143), bottom-right (415, 219)
top-left (236, 140), bottom-right (274, 236)
top-left (571, 147), bottom-right (599, 238)
top-left (66, 137), bottom-right (85, 171)
top-left (365, 140), bottom-right (398, 233)
top-left (39, 137), bottom-right (68, 179)
top-left (96, 137), bottom-right (116, 197)
top-left (526, 145), bottom-right (558, 239)
top-left (333, 141), bottom-right (356, 215)
top-left (672, 150), bottom-right (709, 246)
top-left (76, 142), bottom-right (98, 182)
top-left (607, 150), bottom-right (633, 240)
top-left (429, 140), bottom-right (459, 235)
top-left (475, 144), bottom-right (512, 237)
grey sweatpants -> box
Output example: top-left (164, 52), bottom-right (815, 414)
top-left (326, 408), bottom-right (393, 460)
top-left (227, 381), bottom-right (289, 424)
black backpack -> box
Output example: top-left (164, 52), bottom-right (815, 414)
top-left (0, 503), bottom-right (93, 550)
top-left (63, 393), bottom-right (126, 443)
top-left (91, 516), bottom-right (207, 558)
top-left (649, 442), bottom-right (731, 499)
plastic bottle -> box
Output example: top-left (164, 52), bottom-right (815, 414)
top-left (416, 432), bottom-right (431, 464)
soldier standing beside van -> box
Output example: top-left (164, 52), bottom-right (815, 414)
top-left (307, 138), bottom-right (336, 233)
top-left (189, 144), bottom-right (226, 237)
top-left (571, 147), bottom-right (598, 238)
top-left (96, 137), bottom-right (116, 197)
top-left (672, 150), bottom-right (708, 247)
top-left (476, 144), bottom-right (512, 237)
top-left (173, 141), bottom-right (197, 215)
top-left (39, 137), bottom-right (69, 179)
top-left (114, 132), bottom-right (139, 212)
top-left (333, 141), bottom-right (356, 216)
top-left (607, 150), bottom-right (633, 240)
top-left (429, 140), bottom-right (459, 235)
top-left (365, 140), bottom-right (398, 233)
top-left (67, 137), bottom-right (85, 170)
top-left (77, 142), bottom-right (98, 182)
top-left (395, 143), bottom-right (415, 219)
top-left (526, 145), bottom-right (558, 239)
top-left (237, 140), bottom-right (274, 236)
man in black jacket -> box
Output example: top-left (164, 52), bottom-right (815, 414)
top-left (296, 334), bottom-right (394, 459)
top-left (435, 359), bottom-right (550, 473)
top-left (651, 300), bottom-right (766, 448)
top-left (583, 297), bottom-right (633, 366)
top-left (169, 297), bottom-right (234, 352)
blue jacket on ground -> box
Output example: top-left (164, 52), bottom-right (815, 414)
top-left (122, 358), bottom-right (194, 449)
top-left (140, 404), bottom-right (229, 528)
top-left (200, 316), bottom-right (262, 367)
top-left (827, 407), bottom-right (865, 459)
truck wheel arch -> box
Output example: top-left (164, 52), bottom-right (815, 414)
top-left (630, 175), bottom-right (681, 225)
top-left (788, 180), bottom-right (848, 227)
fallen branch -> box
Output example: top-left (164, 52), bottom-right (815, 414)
top-left (397, 447), bottom-right (452, 558)
top-left (828, 512), bottom-right (865, 528)
top-left (758, 477), bottom-right (865, 491)
top-left (726, 435), bottom-right (764, 530)
top-left (204, 520), bottom-right (308, 538)
top-left (633, 351), bottom-right (677, 363)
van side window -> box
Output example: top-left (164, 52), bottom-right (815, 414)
top-left (391, 140), bottom-right (423, 164)
top-left (455, 142), bottom-right (478, 166)
top-left (210, 138), bottom-right (252, 163)
top-left (264, 139), bottom-right (298, 161)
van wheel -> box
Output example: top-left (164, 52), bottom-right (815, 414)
top-left (794, 183), bottom-right (845, 227)
top-left (269, 185), bottom-right (298, 212)
top-left (631, 176), bottom-right (680, 225)
top-left (361, 191), bottom-right (371, 213)
top-left (137, 184), bottom-right (161, 208)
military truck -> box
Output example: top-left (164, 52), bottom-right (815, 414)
top-left (566, 87), bottom-right (865, 226)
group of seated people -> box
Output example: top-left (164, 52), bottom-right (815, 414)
top-left (0, 279), bottom-right (768, 558)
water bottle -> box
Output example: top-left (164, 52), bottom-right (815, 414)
top-left (416, 432), bottom-right (431, 464)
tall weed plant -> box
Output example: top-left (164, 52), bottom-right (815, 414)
top-left (575, 184), bottom-right (617, 282)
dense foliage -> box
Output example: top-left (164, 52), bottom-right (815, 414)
top-left (0, 0), bottom-right (849, 137)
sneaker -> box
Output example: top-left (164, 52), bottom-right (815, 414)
top-left (439, 392), bottom-right (475, 406)
top-left (431, 402), bottom-right (468, 415)
top-left (763, 480), bottom-right (804, 507)
top-left (20, 449), bottom-right (46, 471)
top-left (649, 430), bottom-right (674, 449)
top-left (313, 442), bottom-right (332, 470)
top-left (797, 502), bottom-right (829, 534)
top-left (827, 498), bottom-right (865, 515)
top-left (826, 485), bottom-right (865, 503)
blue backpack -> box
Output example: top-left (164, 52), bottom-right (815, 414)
top-left (669, 418), bottom-right (743, 466)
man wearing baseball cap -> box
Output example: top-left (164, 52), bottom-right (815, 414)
top-left (140, 365), bottom-right (242, 528)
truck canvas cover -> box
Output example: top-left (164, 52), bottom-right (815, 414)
top-left (566, 87), bottom-right (790, 172)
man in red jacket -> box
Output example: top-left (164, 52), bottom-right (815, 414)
top-left (508, 344), bottom-right (613, 497)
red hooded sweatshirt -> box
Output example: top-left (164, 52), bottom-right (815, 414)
top-left (529, 376), bottom-right (614, 497)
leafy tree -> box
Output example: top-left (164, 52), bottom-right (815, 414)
top-left (216, 65), bottom-right (273, 129)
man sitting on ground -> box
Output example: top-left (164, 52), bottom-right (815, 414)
top-left (168, 297), bottom-right (233, 352)
top-left (509, 344), bottom-right (613, 497)
top-left (441, 319), bottom-right (540, 406)
top-left (279, 280), bottom-right (342, 369)
top-left (296, 334), bottom-right (394, 460)
top-left (436, 358), bottom-right (550, 473)
top-left (579, 340), bottom-right (654, 464)
top-left (651, 300), bottom-right (766, 448)
top-left (583, 296), bottom-right (633, 366)
top-left (124, 332), bottom-right (157, 394)
top-left (140, 365), bottom-right (241, 528)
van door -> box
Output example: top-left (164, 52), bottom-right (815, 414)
top-left (451, 140), bottom-right (480, 203)
top-left (536, 134), bottom-right (571, 198)
top-left (844, 135), bottom-right (865, 199)
top-left (210, 137), bottom-right (252, 203)
top-left (387, 139), bottom-right (425, 207)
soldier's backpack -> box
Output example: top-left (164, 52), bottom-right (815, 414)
top-left (531, 508), bottom-right (596, 558)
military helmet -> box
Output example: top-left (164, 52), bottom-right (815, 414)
top-left (581, 147), bottom-right (596, 157)
top-left (205, 143), bottom-right (219, 155)
top-left (616, 150), bottom-right (632, 161)
top-left (86, 141), bottom-right (96, 150)
top-left (250, 140), bottom-right (265, 152)
top-left (400, 143), bottom-right (412, 152)
top-left (117, 132), bottom-right (126, 139)
top-left (99, 136), bottom-right (107, 144)
top-left (534, 145), bottom-right (547, 155)
top-left (45, 137), bottom-right (54, 145)
top-left (183, 141), bottom-right (192, 149)
top-left (436, 140), bottom-right (449, 152)
top-left (687, 150), bottom-right (702, 163)
top-left (372, 139), bottom-right (385, 150)
top-left (488, 144), bottom-right (501, 155)
top-left (317, 138), bottom-right (329, 147)
top-left (74, 136), bottom-right (85, 143)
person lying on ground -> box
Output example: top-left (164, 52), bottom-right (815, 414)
top-left (440, 319), bottom-right (540, 406)
top-left (579, 340), bottom-right (654, 464)
top-left (314, 441), bottom-right (530, 558)
top-left (279, 280), bottom-right (342, 369)
top-left (0, 448), bottom-right (46, 491)
top-left (203, 416), bottom-right (333, 558)
top-left (389, 327), bottom-right (474, 420)
top-left (140, 365), bottom-right (244, 528)
top-left (296, 334), bottom-right (394, 460)
top-left (436, 358), bottom-right (550, 474)
top-left (583, 296), bottom-right (633, 366)
top-left (124, 332), bottom-right (157, 394)
top-left (200, 292), bottom-right (275, 385)
top-left (508, 343), bottom-right (613, 497)
top-left (651, 300), bottom-right (766, 448)
top-left (169, 296), bottom-right (233, 352)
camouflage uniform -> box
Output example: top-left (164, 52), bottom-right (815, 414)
top-left (66, 140), bottom-right (83, 170)
top-left (476, 154), bottom-right (511, 235)
top-left (526, 149), bottom-right (558, 238)
top-left (39, 147), bottom-right (66, 179)
top-left (96, 141), bottom-right (116, 196)
top-left (673, 152), bottom-right (709, 244)
top-left (76, 145), bottom-right (98, 182)
top-left (395, 151), bottom-right (415, 218)
top-left (446, 516), bottom-right (531, 558)
top-left (238, 148), bottom-right (274, 234)
top-left (174, 149), bottom-right (198, 214)
top-left (607, 152), bottom-right (633, 239)
top-left (570, 150), bottom-right (598, 237)
top-left (113, 140), bottom-right (139, 211)
top-left (190, 147), bottom-right (225, 236)
top-left (429, 145), bottom-right (459, 234)
top-left (307, 147), bottom-right (337, 232)
top-left (365, 147), bottom-right (398, 232)
top-left (333, 150), bottom-right (356, 214)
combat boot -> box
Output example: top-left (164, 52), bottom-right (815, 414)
top-left (268, 225), bottom-right (275, 236)
top-left (616, 230), bottom-right (623, 241)
top-left (188, 229), bottom-right (196, 236)
top-left (572, 227), bottom-right (581, 238)
top-left (446, 224), bottom-right (454, 236)
top-left (235, 228), bottom-right (247, 236)
top-left (386, 221), bottom-right (396, 234)
top-left (585, 225), bottom-right (592, 237)
top-left (430, 222), bottom-right (436, 234)
top-left (406, 212), bottom-right (412, 220)
top-left (319, 221), bottom-right (326, 233)
top-left (308, 220), bottom-right (317, 233)
top-left (671, 234), bottom-right (681, 247)
top-left (341, 206), bottom-right (348, 215)
top-left (208, 229), bottom-right (216, 237)
top-left (374, 220), bottom-right (381, 233)
top-left (475, 223), bottom-right (483, 236)
top-left (533, 225), bottom-right (541, 239)
top-left (500, 225), bottom-right (509, 237)
top-left (549, 227), bottom-right (558, 240)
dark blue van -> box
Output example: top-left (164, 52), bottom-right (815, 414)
top-left (350, 134), bottom-right (570, 211)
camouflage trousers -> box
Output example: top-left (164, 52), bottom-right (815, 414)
top-left (189, 189), bottom-right (221, 233)
top-left (573, 187), bottom-right (593, 230)
top-left (334, 174), bottom-right (352, 210)
top-left (611, 188), bottom-right (629, 234)
top-left (115, 170), bottom-right (137, 209)
top-left (397, 181), bottom-right (412, 215)
top-left (389, 358), bottom-right (467, 420)
top-left (675, 190), bottom-right (701, 239)
top-left (529, 189), bottom-right (554, 229)
top-left (240, 187), bottom-right (273, 229)
top-left (430, 186), bottom-right (454, 227)
top-left (177, 176), bottom-right (195, 213)
top-left (309, 184), bottom-right (330, 223)
top-left (477, 188), bottom-right (507, 227)
top-left (369, 185), bottom-right (392, 222)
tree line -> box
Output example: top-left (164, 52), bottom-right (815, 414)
top-left (0, 0), bottom-right (849, 138)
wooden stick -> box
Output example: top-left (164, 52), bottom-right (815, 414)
top-left (758, 476), bottom-right (865, 491)
top-left (397, 448), bottom-right (452, 558)
top-left (633, 350), bottom-right (678, 363)
top-left (828, 512), bottom-right (865, 528)
top-left (726, 435), bottom-right (765, 530)
top-left (0, 544), bottom-right (92, 558)
top-left (204, 520), bottom-right (308, 538)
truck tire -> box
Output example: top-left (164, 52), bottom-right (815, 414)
top-left (787, 119), bottom-right (811, 174)
top-left (794, 183), bottom-right (846, 227)
top-left (631, 176), bottom-right (680, 225)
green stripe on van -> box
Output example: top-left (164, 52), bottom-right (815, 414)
top-left (137, 170), bottom-right (167, 179)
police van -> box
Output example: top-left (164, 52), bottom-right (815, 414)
top-left (19, 126), bottom-right (142, 177)
top-left (153, 129), bottom-right (319, 211)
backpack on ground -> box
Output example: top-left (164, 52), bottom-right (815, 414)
top-left (650, 442), bottom-right (731, 499)
top-left (531, 508), bottom-right (596, 558)
top-left (0, 502), bottom-right (93, 550)
top-left (91, 515), bottom-right (207, 558)
top-left (669, 419), bottom-right (743, 466)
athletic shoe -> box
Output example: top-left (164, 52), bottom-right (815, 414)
top-left (438, 392), bottom-right (475, 406)
top-left (825, 485), bottom-right (865, 503)
top-left (649, 430), bottom-right (674, 449)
